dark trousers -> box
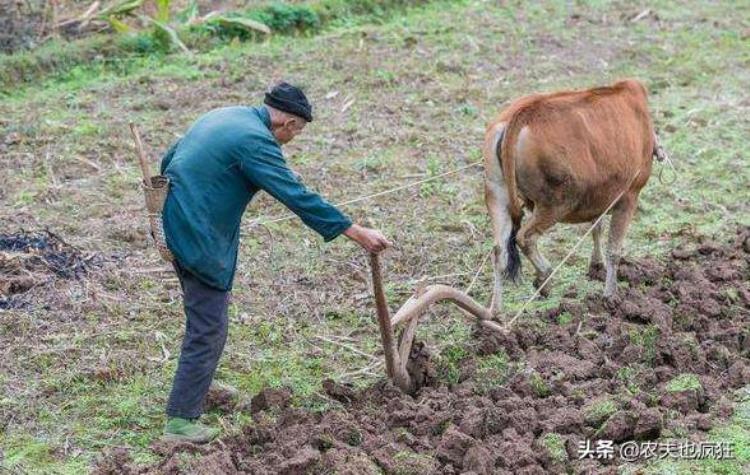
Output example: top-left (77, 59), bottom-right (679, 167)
top-left (166, 262), bottom-right (230, 419)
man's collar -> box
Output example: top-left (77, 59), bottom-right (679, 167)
top-left (258, 105), bottom-right (272, 130)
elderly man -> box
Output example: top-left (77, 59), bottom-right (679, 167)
top-left (159, 82), bottom-right (390, 442)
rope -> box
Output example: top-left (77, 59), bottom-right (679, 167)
top-left (246, 161), bottom-right (484, 227)
top-left (503, 168), bottom-right (642, 330)
top-left (657, 153), bottom-right (678, 185)
top-left (465, 247), bottom-right (492, 295)
top-left (654, 133), bottom-right (677, 185)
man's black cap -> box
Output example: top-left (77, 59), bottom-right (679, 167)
top-left (264, 82), bottom-right (313, 122)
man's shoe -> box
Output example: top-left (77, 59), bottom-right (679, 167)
top-left (162, 417), bottom-right (220, 443)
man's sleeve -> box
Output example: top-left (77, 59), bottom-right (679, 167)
top-left (159, 139), bottom-right (181, 174)
top-left (237, 136), bottom-right (352, 242)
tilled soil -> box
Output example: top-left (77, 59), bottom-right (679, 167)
top-left (97, 227), bottom-right (750, 474)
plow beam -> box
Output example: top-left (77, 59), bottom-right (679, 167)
top-left (368, 253), bottom-right (504, 394)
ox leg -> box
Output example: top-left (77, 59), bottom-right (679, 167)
top-left (485, 176), bottom-right (512, 316)
top-left (485, 176), bottom-right (513, 315)
top-left (489, 245), bottom-right (503, 316)
top-left (587, 220), bottom-right (605, 281)
top-left (604, 193), bottom-right (637, 298)
top-left (517, 208), bottom-right (557, 297)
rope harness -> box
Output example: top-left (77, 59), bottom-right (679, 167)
top-left (654, 132), bottom-right (677, 185)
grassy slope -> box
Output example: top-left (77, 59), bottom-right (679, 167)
top-left (0, 0), bottom-right (432, 92)
top-left (1, 0), bottom-right (748, 472)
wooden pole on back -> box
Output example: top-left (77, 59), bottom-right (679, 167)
top-left (129, 122), bottom-right (152, 185)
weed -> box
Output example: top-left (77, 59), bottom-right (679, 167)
top-left (616, 366), bottom-right (641, 395)
top-left (583, 397), bottom-right (618, 427)
top-left (557, 311), bottom-right (573, 325)
top-left (628, 325), bottom-right (660, 364)
top-left (539, 432), bottom-right (567, 463)
top-left (529, 371), bottom-right (551, 398)
top-left (666, 374), bottom-right (702, 393)
top-left (474, 351), bottom-right (510, 393)
top-left (436, 343), bottom-right (468, 385)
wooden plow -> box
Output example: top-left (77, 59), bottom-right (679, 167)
top-left (369, 253), bottom-right (506, 394)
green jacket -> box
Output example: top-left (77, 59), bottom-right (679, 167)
top-left (160, 105), bottom-right (352, 290)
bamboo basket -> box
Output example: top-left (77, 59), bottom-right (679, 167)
top-left (130, 124), bottom-right (174, 263)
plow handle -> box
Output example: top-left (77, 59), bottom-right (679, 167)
top-left (369, 253), bottom-right (399, 380)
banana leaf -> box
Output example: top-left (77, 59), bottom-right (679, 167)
top-left (144, 17), bottom-right (192, 55)
top-left (155, 0), bottom-right (171, 23)
top-left (177, 0), bottom-right (199, 25)
top-left (206, 14), bottom-right (271, 35)
top-left (108, 15), bottom-right (132, 33)
top-left (98, 0), bottom-right (145, 18)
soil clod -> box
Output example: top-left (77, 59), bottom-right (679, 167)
top-left (249, 387), bottom-right (292, 415)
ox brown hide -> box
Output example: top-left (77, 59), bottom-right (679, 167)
top-left (483, 79), bottom-right (657, 313)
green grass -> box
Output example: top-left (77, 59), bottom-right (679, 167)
top-left (539, 432), bottom-right (568, 464)
top-left (666, 373), bottom-right (702, 393)
top-left (435, 342), bottom-right (470, 385)
top-left (583, 397), bottom-right (619, 427)
top-left (529, 371), bottom-right (551, 398)
top-left (557, 311), bottom-right (573, 325)
top-left (1, 0), bottom-right (748, 472)
top-left (474, 351), bottom-right (510, 389)
top-left (617, 366), bottom-right (643, 395)
top-left (628, 325), bottom-right (661, 364)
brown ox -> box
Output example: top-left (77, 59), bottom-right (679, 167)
top-left (483, 79), bottom-right (659, 314)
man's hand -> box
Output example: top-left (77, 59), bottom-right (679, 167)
top-left (343, 224), bottom-right (392, 254)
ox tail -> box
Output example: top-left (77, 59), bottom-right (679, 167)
top-left (499, 116), bottom-right (524, 231)
top-left (506, 219), bottom-right (521, 282)
top-left (497, 125), bottom-right (522, 281)
top-left (484, 124), bottom-right (522, 282)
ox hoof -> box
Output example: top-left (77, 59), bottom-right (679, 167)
top-left (587, 262), bottom-right (605, 281)
top-left (490, 307), bottom-right (502, 322)
top-left (603, 289), bottom-right (621, 305)
top-left (533, 276), bottom-right (552, 298)
top-left (489, 296), bottom-right (502, 319)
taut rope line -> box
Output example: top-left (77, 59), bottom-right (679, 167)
top-left (465, 247), bottom-right (493, 295)
top-left (246, 160), bottom-right (484, 227)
